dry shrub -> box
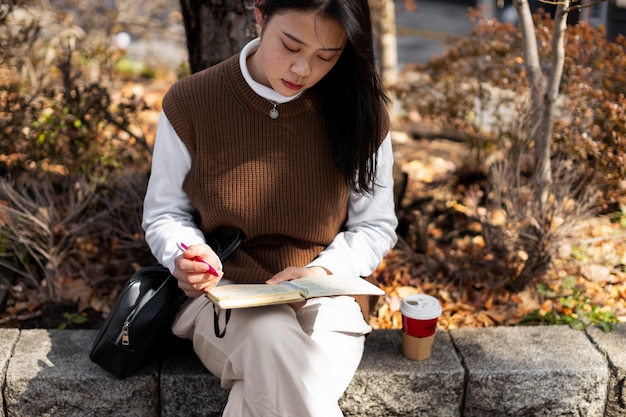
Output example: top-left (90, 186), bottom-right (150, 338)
top-left (0, 171), bottom-right (153, 303)
top-left (483, 150), bottom-right (600, 292)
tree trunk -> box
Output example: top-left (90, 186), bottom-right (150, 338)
top-left (375, 0), bottom-right (398, 120)
top-left (514, 0), bottom-right (545, 128)
top-left (533, 1), bottom-right (568, 207)
top-left (179, 0), bottom-right (257, 73)
top-left (506, 0), bottom-right (571, 291)
top-left (514, 0), bottom-right (569, 208)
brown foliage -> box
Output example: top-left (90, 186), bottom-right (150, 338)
top-left (397, 9), bottom-right (626, 209)
top-left (0, 0), bottom-right (159, 325)
top-left (374, 134), bottom-right (625, 330)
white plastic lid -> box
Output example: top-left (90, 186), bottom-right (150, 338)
top-left (400, 294), bottom-right (442, 320)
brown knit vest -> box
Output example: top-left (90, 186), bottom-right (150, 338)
top-left (162, 54), bottom-right (350, 283)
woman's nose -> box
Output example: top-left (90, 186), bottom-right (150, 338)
top-left (291, 59), bottom-right (311, 77)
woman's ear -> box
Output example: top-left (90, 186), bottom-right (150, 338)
top-left (255, 5), bottom-right (266, 28)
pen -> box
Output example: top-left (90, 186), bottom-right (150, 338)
top-left (178, 242), bottom-right (219, 277)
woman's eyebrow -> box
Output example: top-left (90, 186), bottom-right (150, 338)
top-left (282, 30), bottom-right (344, 52)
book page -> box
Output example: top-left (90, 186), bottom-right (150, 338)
top-left (288, 275), bottom-right (385, 298)
top-left (207, 283), bottom-right (305, 309)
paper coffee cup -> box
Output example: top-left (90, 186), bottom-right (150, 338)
top-left (400, 294), bottom-right (442, 360)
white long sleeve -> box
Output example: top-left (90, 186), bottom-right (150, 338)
top-left (141, 113), bottom-right (209, 273)
top-left (306, 133), bottom-right (398, 276)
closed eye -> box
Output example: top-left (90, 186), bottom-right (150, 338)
top-left (283, 42), bottom-right (299, 53)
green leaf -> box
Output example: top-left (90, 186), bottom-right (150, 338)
top-left (560, 296), bottom-right (575, 308)
top-left (562, 276), bottom-right (577, 290)
top-left (537, 283), bottom-right (557, 298)
top-left (62, 312), bottom-right (89, 324)
top-left (570, 246), bottom-right (588, 262)
top-left (569, 319), bottom-right (587, 330)
top-left (597, 321), bottom-right (615, 333)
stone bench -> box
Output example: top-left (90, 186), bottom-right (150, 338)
top-left (1, 325), bottom-right (624, 416)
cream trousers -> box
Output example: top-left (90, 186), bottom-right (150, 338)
top-left (172, 294), bottom-right (372, 417)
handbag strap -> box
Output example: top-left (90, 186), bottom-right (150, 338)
top-left (205, 228), bottom-right (242, 339)
top-left (206, 228), bottom-right (244, 262)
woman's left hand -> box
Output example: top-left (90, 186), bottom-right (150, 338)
top-left (265, 266), bottom-right (328, 284)
top-left (266, 266), bottom-right (330, 311)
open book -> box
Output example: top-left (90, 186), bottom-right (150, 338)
top-left (206, 275), bottom-right (385, 309)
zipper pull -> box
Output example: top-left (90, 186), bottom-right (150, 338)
top-left (121, 321), bottom-right (130, 346)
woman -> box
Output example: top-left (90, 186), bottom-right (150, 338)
top-left (142, 0), bottom-right (397, 414)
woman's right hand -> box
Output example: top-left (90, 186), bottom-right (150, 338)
top-left (173, 243), bottom-right (223, 297)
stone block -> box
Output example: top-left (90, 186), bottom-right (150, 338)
top-left (340, 329), bottom-right (465, 417)
top-left (451, 326), bottom-right (608, 417)
top-left (160, 339), bottom-right (229, 417)
top-left (587, 323), bottom-right (626, 417)
top-left (5, 329), bottom-right (159, 417)
top-left (1, 329), bottom-right (20, 417)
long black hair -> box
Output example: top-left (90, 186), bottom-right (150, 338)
top-left (256, 0), bottom-right (389, 195)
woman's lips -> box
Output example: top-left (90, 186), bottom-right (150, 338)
top-left (283, 79), bottom-right (303, 90)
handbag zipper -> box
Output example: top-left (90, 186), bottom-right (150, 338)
top-left (114, 277), bottom-right (169, 346)
top-left (121, 319), bottom-right (131, 345)
top-left (117, 306), bottom-right (139, 346)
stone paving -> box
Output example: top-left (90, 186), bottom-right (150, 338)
top-left (2, 325), bottom-right (624, 416)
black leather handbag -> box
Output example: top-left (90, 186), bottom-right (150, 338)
top-left (90, 228), bottom-right (243, 379)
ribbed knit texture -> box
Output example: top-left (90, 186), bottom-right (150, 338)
top-left (162, 54), bottom-right (350, 283)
